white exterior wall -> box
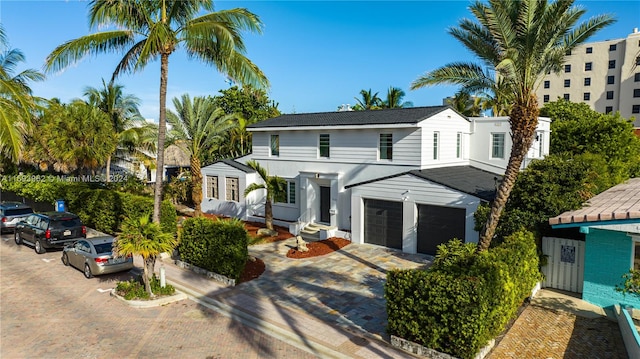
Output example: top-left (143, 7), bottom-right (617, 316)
top-left (350, 174), bottom-right (483, 253)
top-left (418, 108), bottom-right (471, 168)
top-left (468, 116), bottom-right (551, 173)
top-left (201, 163), bottom-right (256, 219)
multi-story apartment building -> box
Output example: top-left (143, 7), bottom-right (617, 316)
top-left (536, 28), bottom-right (640, 126)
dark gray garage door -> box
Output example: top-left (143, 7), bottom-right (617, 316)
top-left (364, 199), bottom-right (403, 250)
top-left (417, 204), bottom-right (466, 255)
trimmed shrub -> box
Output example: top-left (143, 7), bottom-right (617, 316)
top-left (385, 231), bottom-right (541, 359)
top-left (178, 217), bottom-right (248, 281)
top-left (160, 200), bottom-right (178, 235)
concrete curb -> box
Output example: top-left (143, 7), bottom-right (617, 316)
top-left (110, 288), bottom-right (188, 308)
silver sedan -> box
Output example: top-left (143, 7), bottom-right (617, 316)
top-left (61, 236), bottom-right (134, 278)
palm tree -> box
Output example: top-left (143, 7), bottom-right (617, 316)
top-left (0, 25), bottom-right (44, 162)
top-left (411, 0), bottom-right (614, 252)
top-left (353, 89), bottom-right (382, 110)
top-left (83, 80), bottom-right (157, 182)
top-left (113, 214), bottom-right (178, 297)
top-left (44, 0), bottom-right (268, 223)
top-left (382, 86), bottom-right (413, 109)
top-left (167, 94), bottom-right (236, 216)
top-left (446, 91), bottom-right (484, 116)
top-left (243, 160), bottom-right (287, 231)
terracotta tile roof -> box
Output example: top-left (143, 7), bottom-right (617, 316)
top-left (549, 178), bottom-right (640, 226)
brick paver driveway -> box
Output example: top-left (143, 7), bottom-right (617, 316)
top-left (0, 233), bottom-right (315, 359)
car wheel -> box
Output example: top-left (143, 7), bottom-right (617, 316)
top-left (61, 253), bottom-right (69, 266)
top-left (83, 263), bottom-right (93, 279)
top-left (34, 240), bottom-right (46, 254)
top-left (14, 231), bottom-right (22, 245)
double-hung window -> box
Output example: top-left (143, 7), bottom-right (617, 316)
top-left (456, 132), bottom-right (462, 159)
top-left (270, 134), bottom-right (279, 156)
top-left (433, 132), bottom-right (439, 160)
top-left (492, 133), bottom-right (505, 159)
top-left (379, 133), bottom-right (393, 160)
top-left (319, 134), bottom-right (330, 158)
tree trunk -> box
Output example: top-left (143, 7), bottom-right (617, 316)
top-left (477, 94), bottom-right (540, 252)
top-left (152, 53), bottom-right (169, 224)
top-left (142, 256), bottom-right (155, 298)
top-left (105, 155), bottom-right (111, 183)
top-left (190, 156), bottom-right (202, 216)
top-left (265, 199), bottom-right (273, 230)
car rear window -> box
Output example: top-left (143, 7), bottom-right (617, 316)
top-left (5, 208), bottom-right (33, 216)
top-left (49, 218), bottom-right (82, 229)
top-left (93, 243), bottom-right (113, 254)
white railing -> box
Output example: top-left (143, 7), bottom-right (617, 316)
top-left (292, 210), bottom-right (312, 235)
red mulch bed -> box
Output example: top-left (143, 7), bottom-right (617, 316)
top-left (238, 257), bottom-right (266, 283)
top-left (201, 213), bottom-right (293, 243)
top-left (286, 237), bottom-right (351, 259)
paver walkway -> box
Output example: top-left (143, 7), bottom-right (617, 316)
top-left (237, 238), bottom-right (432, 340)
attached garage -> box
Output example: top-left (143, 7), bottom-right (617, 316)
top-left (363, 199), bottom-right (403, 249)
top-left (417, 204), bottom-right (466, 255)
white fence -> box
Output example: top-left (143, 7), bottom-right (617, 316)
top-left (541, 237), bottom-right (585, 293)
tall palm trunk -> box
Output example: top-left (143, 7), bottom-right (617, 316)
top-left (152, 53), bottom-right (169, 224)
top-left (190, 155), bottom-right (202, 216)
top-left (142, 255), bottom-right (155, 297)
top-left (477, 93), bottom-right (539, 252)
top-left (105, 155), bottom-right (111, 183)
top-left (265, 199), bottom-right (273, 230)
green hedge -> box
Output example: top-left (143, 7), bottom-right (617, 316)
top-left (178, 217), bottom-right (248, 281)
top-left (1, 175), bottom-right (177, 236)
top-left (385, 231), bottom-right (541, 359)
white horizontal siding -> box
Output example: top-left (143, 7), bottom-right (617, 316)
top-left (419, 109), bottom-right (470, 167)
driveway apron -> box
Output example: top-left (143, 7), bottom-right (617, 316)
top-left (235, 238), bottom-right (432, 340)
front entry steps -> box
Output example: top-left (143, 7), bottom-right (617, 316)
top-left (299, 223), bottom-right (337, 242)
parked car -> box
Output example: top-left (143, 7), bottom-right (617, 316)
top-left (61, 236), bottom-right (134, 279)
top-left (14, 212), bottom-right (86, 254)
top-left (0, 202), bottom-right (33, 233)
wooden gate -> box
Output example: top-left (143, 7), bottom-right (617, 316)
top-left (541, 237), bottom-right (585, 293)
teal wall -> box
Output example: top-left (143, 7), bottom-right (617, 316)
top-left (583, 228), bottom-right (640, 308)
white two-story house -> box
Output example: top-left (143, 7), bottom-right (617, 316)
top-left (201, 106), bottom-right (550, 255)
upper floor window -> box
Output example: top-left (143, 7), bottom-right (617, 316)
top-left (226, 177), bottom-right (239, 202)
top-left (609, 44), bottom-right (617, 51)
top-left (433, 132), bottom-right (439, 160)
top-left (544, 80), bottom-right (550, 89)
top-left (270, 134), bottom-right (279, 156)
top-left (543, 95), bottom-right (550, 103)
top-left (605, 106), bottom-right (613, 114)
top-left (607, 75), bottom-right (615, 85)
top-left (608, 60), bottom-right (616, 69)
top-left (636, 56), bottom-right (640, 66)
top-left (584, 77), bottom-right (591, 86)
top-left (585, 62), bottom-right (592, 71)
top-left (634, 89), bottom-right (640, 98)
top-left (319, 134), bottom-right (330, 158)
top-left (606, 91), bottom-right (614, 100)
top-left (492, 133), bottom-right (505, 159)
top-left (635, 73), bottom-right (640, 82)
top-left (456, 132), bottom-right (462, 159)
top-left (206, 176), bottom-right (218, 199)
top-left (379, 133), bottom-right (393, 160)
top-left (564, 64), bottom-right (571, 73)
top-left (565, 50), bottom-right (571, 56)
top-left (564, 79), bottom-right (571, 87)
top-left (632, 105), bottom-right (640, 114)
top-left (563, 93), bottom-right (570, 100)
top-left (275, 180), bottom-right (296, 204)
top-left (583, 92), bottom-right (590, 101)
top-left (537, 132), bottom-right (544, 158)
top-left (586, 47), bottom-right (593, 54)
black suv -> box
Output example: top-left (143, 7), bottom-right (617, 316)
top-left (0, 202), bottom-right (33, 233)
top-left (15, 212), bottom-right (86, 254)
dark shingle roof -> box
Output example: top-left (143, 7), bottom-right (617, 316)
top-left (346, 166), bottom-right (501, 202)
top-left (248, 106), bottom-right (456, 129)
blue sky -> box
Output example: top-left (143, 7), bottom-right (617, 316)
top-left (1, 0), bottom-right (639, 121)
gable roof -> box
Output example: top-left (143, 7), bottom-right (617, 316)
top-left (549, 177), bottom-right (640, 228)
top-left (205, 159), bottom-right (255, 173)
top-left (346, 165), bottom-right (501, 202)
top-left (248, 106), bottom-right (460, 129)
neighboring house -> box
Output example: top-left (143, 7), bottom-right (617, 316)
top-left (535, 27), bottom-right (640, 127)
top-left (548, 177), bottom-right (640, 309)
top-left (201, 106), bottom-right (551, 255)
top-left (109, 144), bottom-right (190, 183)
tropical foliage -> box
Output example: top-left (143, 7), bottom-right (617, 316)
top-left (382, 86), bottom-right (413, 109)
top-left (411, 0), bottom-right (614, 251)
top-left (167, 94), bottom-right (236, 215)
top-left (243, 160), bottom-right (287, 231)
top-left (352, 89), bottom-right (382, 110)
top-left (0, 25), bottom-right (44, 164)
top-left (113, 214), bottom-right (178, 297)
top-left (45, 0), bottom-right (268, 223)
top-left (445, 91), bottom-right (483, 116)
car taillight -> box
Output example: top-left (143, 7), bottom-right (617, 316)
top-left (82, 226), bottom-right (86, 235)
top-left (1, 217), bottom-right (6, 223)
top-left (45, 229), bottom-right (51, 239)
top-left (95, 257), bottom-right (108, 265)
